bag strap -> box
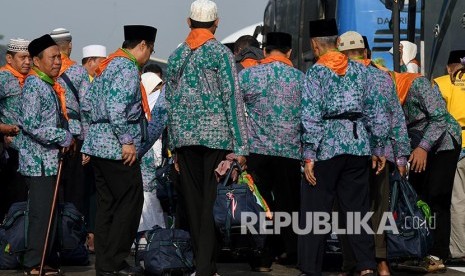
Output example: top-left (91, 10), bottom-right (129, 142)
top-left (221, 160), bottom-right (243, 187)
top-left (61, 73), bottom-right (80, 105)
top-left (177, 50), bottom-right (194, 82)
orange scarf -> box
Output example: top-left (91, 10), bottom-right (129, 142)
top-left (391, 72), bottom-right (422, 105)
top-left (316, 51), bottom-right (349, 76)
top-left (185, 29), bottom-right (215, 50)
top-left (353, 58), bottom-right (372, 67)
top-left (28, 69), bottom-right (69, 120)
top-left (59, 54), bottom-right (76, 76)
top-left (241, 58), bottom-right (260, 69)
top-left (0, 64), bottom-right (27, 88)
top-left (260, 55), bottom-right (294, 67)
top-left (96, 48), bottom-right (151, 120)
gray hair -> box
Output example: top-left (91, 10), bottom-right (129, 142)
top-left (313, 35), bottom-right (338, 47)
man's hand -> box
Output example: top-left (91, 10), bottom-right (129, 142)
top-left (409, 147), bottom-right (427, 173)
top-left (122, 144), bottom-right (137, 166)
top-left (397, 165), bottom-right (407, 177)
top-left (82, 154), bottom-right (91, 165)
top-left (304, 161), bottom-right (316, 186)
top-left (372, 155), bottom-right (386, 175)
top-left (0, 124), bottom-right (20, 136)
top-left (235, 155), bottom-right (247, 170)
top-left (62, 138), bottom-right (76, 154)
top-left (3, 135), bottom-right (14, 148)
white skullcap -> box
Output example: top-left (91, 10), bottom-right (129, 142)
top-left (142, 72), bottom-right (163, 94)
top-left (338, 31), bottom-right (365, 51)
top-left (190, 0), bottom-right (218, 23)
top-left (389, 41), bottom-right (418, 65)
top-left (82, 45), bottom-right (107, 59)
top-left (50, 28), bottom-right (72, 42)
top-left (7, 38), bottom-right (30, 53)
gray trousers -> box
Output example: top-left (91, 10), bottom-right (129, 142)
top-left (451, 157), bottom-right (465, 258)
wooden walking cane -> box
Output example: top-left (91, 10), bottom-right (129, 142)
top-left (39, 148), bottom-right (66, 276)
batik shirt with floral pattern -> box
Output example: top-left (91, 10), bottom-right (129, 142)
top-left (302, 60), bottom-right (389, 161)
top-left (18, 75), bottom-right (72, 176)
top-left (165, 40), bottom-right (249, 155)
top-left (57, 64), bottom-right (91, 139)
top-left (239, 61), bottom-right (306, 160)
top-left (366, 64), bottom-right (410, 166)
top-left (81, 57), bottom-right (143, 160)
top-left (403, 77), bottom-right (462, 153)
top-left (0, 70), bottom-right (22, 125)
top-left (139, 89), bottom-right (167, 158)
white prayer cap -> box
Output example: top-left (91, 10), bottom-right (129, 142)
top-left (82, 45), bottom-right (107, 59)
top-left (389, 41), bottom-right (417, 65)
top-left (141, 72), bottom-right (163, 94)
top-left (190, 0), bottom-right (218, 23)
top-left (50, 27), bottom-right (72, 42)
top-left (338, 31), bottom-right (364, 51)
top-left (7, 38), bottom-right (30, 53)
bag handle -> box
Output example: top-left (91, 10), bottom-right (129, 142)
top-left (221, 159), bottom-right (243, 187)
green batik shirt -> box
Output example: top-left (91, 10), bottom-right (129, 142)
top-left (165, 40), bottom-right (249, 155)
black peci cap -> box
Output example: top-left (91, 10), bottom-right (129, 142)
top-left (124, 25), bottom-right (157, 43)
top-left (447, 50), bottom-right (465, 65)
top-left (309, 18), bottom-right (338, 38)
top-left (28, 34), bottom-right (57, 58)
top-left (266, 32), bottom-right (292, 49)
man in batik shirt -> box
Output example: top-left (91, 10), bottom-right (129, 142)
top-left (81, 25), bottom-right (156, 276)
top-left (0, 38), bottom-right (30, 218)
top-left (392, 70), bottom-right (461, 267)
top-left (338, 31), bottom-right (411, 276)
top-left (50, 27), bottom-right (91, 219)
top-left (434, 50), bottom-right (465, 263)
top-left (299, 19), bottom-right (389, 276)
top-left (238, 31), bottom-right (306, 269)
top-left (164, 0), bottom-right (248, 275)
top-left (20, 34), bottom-right (73, 275)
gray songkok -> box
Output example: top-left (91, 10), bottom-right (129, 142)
top-left (50, 28), bottom-right (72, 42)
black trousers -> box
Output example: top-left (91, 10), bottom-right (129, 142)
top-left (247, 153), bottom-right (301, 258)
top-left (409, 143), bottom-right (461, 260)
top-left (62, 140), bottom-right (87, 217)
top-left (0, 148), bottom-right (27, 218)
top-left (176, 146), bottom-right (228, 276)
top-left (23, 175), bottom-right (59, 268)
top-left (340, 162), bottom-right (393, 272)
top-left (91, 157), bottom-right (143, 272)
top-left (298, 155), bottom-right (376, 275)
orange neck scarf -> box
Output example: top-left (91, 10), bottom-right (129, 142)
top-left (29, 68), bottom-right (69, 120)
top-left (353, 58), bottom-right (372, 67)
top-left (185, 29), bottom-right (215, 50)
top-left (316, 51), bottom-right (349, 76)
top-left (59, 54), bottom-right (76, 76)
top-left (260, 55), bottom-right (294, 67)
top-left (390, 72), bottom-right (422, 105)
top-left (96, 48), bottom-right (151, 120)
top-left (241, 58), bottom-right (260, 69)
top-left (0, 64), bottom-right (28, 88)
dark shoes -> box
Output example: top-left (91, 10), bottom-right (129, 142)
top-left (99, 265), bottom-right (144, 276)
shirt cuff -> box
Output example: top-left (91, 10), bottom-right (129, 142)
top-left (372, 147), bottom-right (385, 157)
top-left (59, 131), bottom-right (73, 147)
top-left (396, 156), bottom-right (408, 167)
top-left (418, 140), bottom-right (432, 152)
top-left (118, 133), bottom-right (134, 145)
top-left (303, 148), bottom-right (317, 162)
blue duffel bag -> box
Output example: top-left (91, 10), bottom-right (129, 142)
top-left (386, 170), bottom-right (434, 260)
top-left (143, 226), bottom-right (194, 275)
top-left (0, 201), bottom-right (27, 269)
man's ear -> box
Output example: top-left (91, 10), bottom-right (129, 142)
top-left (214, 18), bottom-right (219, 27)
top-left (286, 49), bottom-right (292, 59)
top-left (187, 18), bottom-right (192, 28)
top-left (363, 49), bottom-right (368, 59)
top-left (32, 56), bottom-right (40, 68)
top-left (5, 54), bottom-right (13, 65)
